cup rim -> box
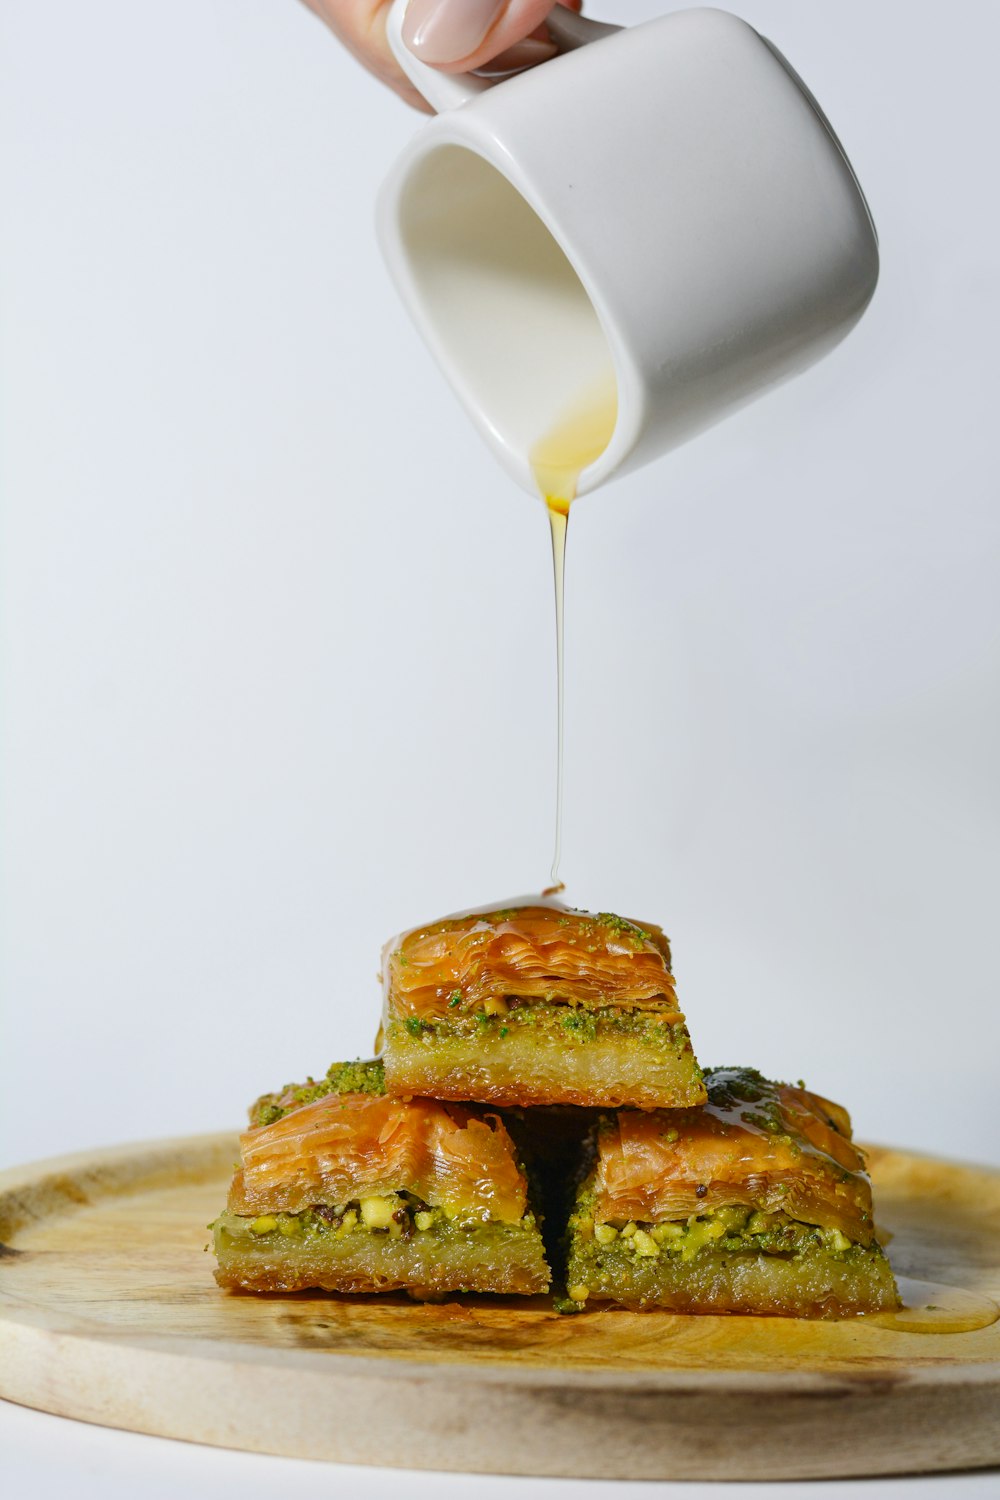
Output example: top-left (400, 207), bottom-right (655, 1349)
top-left (375, 114), bottom-right (645, 500)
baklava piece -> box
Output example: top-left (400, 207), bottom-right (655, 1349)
top-left (212, 1060), bottom-right (549, 1297)
top-left (381, 905), bottom-right (705, 1109)
top-left (564, 1066), bottom-right (899, 1317)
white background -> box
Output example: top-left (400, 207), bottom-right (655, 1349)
top-left (1, 1), bottom-right (998, 1495)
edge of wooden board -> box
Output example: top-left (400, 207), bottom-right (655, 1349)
top-left (3, 1314), bottom-right (998, 1480)
top-left (2, 1132), bottom-right (999, 1480)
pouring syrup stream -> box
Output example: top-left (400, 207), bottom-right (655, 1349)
top-left (531, 377), bottom-right (618, 893)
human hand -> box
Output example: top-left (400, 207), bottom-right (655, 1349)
top-left (299, 1), bottom-right (582, 111)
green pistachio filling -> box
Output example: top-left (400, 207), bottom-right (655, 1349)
top-left (389, 1004), bottom-right (693, 1054)
top-left (569, 1198), bottom-right (865, 1264)
top-left (214, 1190), bottom-right (538, 1250)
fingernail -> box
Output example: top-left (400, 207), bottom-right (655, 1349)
top-left (403, 0), bottom-right (509, 65)
top-left (475, 38), bottom-right (558, 75)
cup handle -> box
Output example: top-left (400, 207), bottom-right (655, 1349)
top-left (544, 8), bottom-right (622, 50)
top-left (385, 0), bottom-right (494, 112)
top-left (385, 1), bottom-right (623, 114)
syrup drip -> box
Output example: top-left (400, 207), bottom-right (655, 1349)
top-left (530, 377), bottom-right (618, 890)
top-left (545, 498), bottom-right (568, 896)
top-left (869, 1276), bottom-right (999, 1335)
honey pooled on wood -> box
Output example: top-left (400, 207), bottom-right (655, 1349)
top-left (869, 1276), bottom-right (1000, 1336)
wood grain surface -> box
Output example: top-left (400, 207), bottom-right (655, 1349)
top-left (1, 1133), bottom-right (998, 1480)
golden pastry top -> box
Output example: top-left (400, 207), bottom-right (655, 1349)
top-left (593, 1067), bottom-right (876, 1245)
top-left (384, 904), bottom-right (681, 1022)
top-left (231, 1082), bottom-right (527, 1224)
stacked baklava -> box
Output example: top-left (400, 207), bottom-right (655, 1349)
top-left (213, 904), bottom-right (898, 1317)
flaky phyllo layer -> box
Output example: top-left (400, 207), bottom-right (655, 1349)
top-left (380, 905), bottom-right (705, 1108)
top-left (229, 1061), bottom-right (527, 1224)
top-left (384, 906), bottom-right (680, 1020)
top-left (213, 1059), bottom-right (550, 1296)
top-left (591, 1067), bottom-right (874, 1242)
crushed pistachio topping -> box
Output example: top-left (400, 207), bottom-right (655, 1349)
top-left (250, 1058), bottom-right (386, 1128)
top-left (594, 912), bottom-right (654, 949)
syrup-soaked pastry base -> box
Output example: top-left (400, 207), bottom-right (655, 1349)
top-left (382, 1015), bottom-right (705, 1109)
top-left (213, 1208), bottom-right (549, 1298)
top-left (564, 1208), bottom-right (899, 1317)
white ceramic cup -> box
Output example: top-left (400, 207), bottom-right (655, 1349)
top-left (376, 3), bottom-right (878, 498)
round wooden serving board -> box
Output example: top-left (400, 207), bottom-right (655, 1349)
top-left (1, 1134), bottom-right (998, 1481)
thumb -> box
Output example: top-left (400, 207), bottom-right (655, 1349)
top-left (401, 0), bottom-right (581, 73)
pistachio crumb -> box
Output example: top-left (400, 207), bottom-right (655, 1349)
top-left (360, 1196), bottom-right (395, 1229)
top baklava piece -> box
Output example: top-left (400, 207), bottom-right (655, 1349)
top-left (380, 904), bottom-right (706, 1109)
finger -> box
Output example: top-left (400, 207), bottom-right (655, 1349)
top-left (402, 0), bottom-right (582, 73)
